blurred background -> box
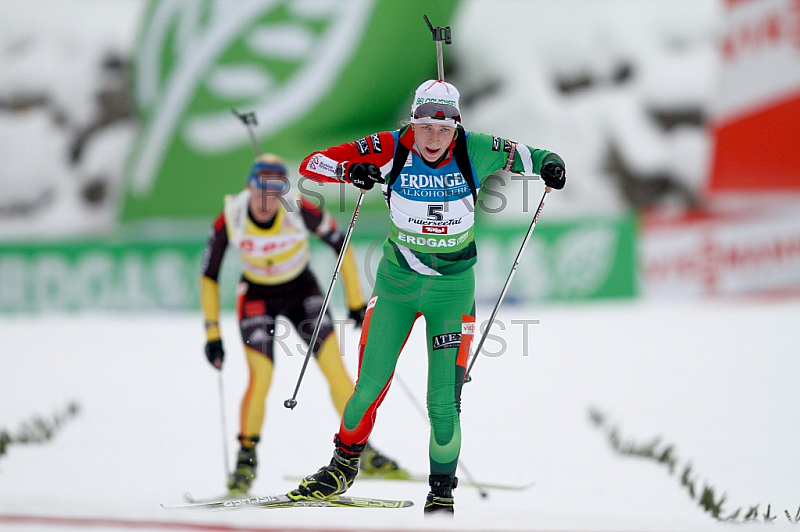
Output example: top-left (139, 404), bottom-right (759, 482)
top-left (1, 0), bottom-right (798, 312)
top-left (2, 2), bottom-right (800, 530)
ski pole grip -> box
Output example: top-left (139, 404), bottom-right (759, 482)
top-left (545, 186), bottom-right (553, 193)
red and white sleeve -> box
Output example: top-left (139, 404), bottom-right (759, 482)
top-left (298, 132), bottom-right (396, 184)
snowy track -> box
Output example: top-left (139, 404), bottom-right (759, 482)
top-left (2, 300), bottom-right (799, 531)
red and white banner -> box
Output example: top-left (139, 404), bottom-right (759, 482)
top-left (641, 207), bottom-right (800, 297)
top-left (708, 0), bottom-right (800, 193)
top-left (640, 0), bottom-right (800, 299)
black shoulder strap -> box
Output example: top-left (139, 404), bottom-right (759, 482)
top-left (388, 125), bottom-right (412, 186)
top-left (453, 126), bottom-right (478, 204)
top-left (385, 125), bottom-right (412, 208)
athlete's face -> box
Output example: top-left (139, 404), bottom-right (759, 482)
top-left (413, 123), bottom-right (456, 163)
top-left (248, 183), bottom-right (283, 221)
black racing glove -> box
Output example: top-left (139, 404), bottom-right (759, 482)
top-left (205, 339), bottom-right (224, 370)
top-left (348, 305), bottom-right (367, 328)
top-left (348, 163), bottom-right (384, 191)
top-left (540, 162), bottom-right (566, 190)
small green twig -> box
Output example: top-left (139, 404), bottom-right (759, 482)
top-left (587, 407), bottom-right (799, 525)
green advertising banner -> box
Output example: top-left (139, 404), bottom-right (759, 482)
top-left (473, 216), bottom-right (638, 303)
top-left (0, 214), bottom-right (636, 313)
top-left (0, 240), bottom-right (206, 312)
top-left (123, 0), bottom-right (459, 220)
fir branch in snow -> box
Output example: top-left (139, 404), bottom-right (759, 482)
top-left (587, 406), bottom-right (797, 525)
top-left (0, 401), bottom-right (81, 463)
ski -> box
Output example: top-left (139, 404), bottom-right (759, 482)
top-left (183, 492), bottom-right (244, 505)
top-left (164, 493), bottom-right (413, 510)
top-left (284, 474), bottom-right (534, 492)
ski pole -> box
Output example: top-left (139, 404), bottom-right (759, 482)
top-left (227, 107), bottom-right (364, 410)
top-left (464, 186), bottom-right (552, 383)
top-left (207, 108), bottom-right (261, 480)
top-left (423, 15), bottom-right (451, 81)
top-left (231, 108), bottom-right (262, 154)
top-left (217, 371), bottom-right (231, 478)
top-left (393, 374), bottom-right (489, 498)
top-left (284, 189), bottom-right (367, 409)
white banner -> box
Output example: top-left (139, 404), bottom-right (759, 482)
top-left (641, 205), bottom-right (800, 297)
top-left (713, 0), bottom-right (800, 120)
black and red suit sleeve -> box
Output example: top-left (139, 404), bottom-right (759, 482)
top-left (200, 212), bottom-right (228, 281)
top-left (299, 196), bottom-right (347, 254)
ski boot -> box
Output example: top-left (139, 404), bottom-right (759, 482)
top-left (359, 442), bottom-right (410, 480)
top-left (424, 474), bottom-right (457, 515)
top-left (227, 447), bottom-right (257, 494)
top-left (289, 441), bottom-right (363, 500)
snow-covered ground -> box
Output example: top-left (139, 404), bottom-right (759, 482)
top-left (0, 0), bottom-right (144, 238)
top-left (1, 299), bottom-right (799, 531)
top-left (455, 0), bottom-right (721, 220)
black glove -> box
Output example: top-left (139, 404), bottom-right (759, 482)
top-left (205, 339), bottom-right (224, 370)
top-left (348, 163), bottom-right (384, 191)
top-left (348, 306), bottom-right (367, 328)
top-left (541, 162), bottom-right (566, 190)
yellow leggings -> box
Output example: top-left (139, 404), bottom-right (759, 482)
top-left (238, 331), bottom-right (354, 441)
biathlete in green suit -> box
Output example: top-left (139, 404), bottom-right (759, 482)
top-left (288, 79), bottom-right (566, 514)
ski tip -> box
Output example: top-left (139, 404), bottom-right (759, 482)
top-left (375, 499), bottom-right (414, 508)
top-left (339, 496), bottom-right (415, 508)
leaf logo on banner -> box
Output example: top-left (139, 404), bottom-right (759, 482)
top-left (553, 226), bottom-right (618, 297)
top-left (128, 0), bottom-right (374, 195)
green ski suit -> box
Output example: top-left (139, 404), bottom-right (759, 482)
top-left (298, 125), bottom-right (563, 478)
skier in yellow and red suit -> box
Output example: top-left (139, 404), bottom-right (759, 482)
top-left (200, 153), bottom-right (408, 495)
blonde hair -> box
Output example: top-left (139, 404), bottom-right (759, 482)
top-left (253, 153), bottom-right (286, 168)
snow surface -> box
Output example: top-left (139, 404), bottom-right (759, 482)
top-left (0, 0), bottom-right (143, 238)
top-left (2, 300), bottom-right (799, 531)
